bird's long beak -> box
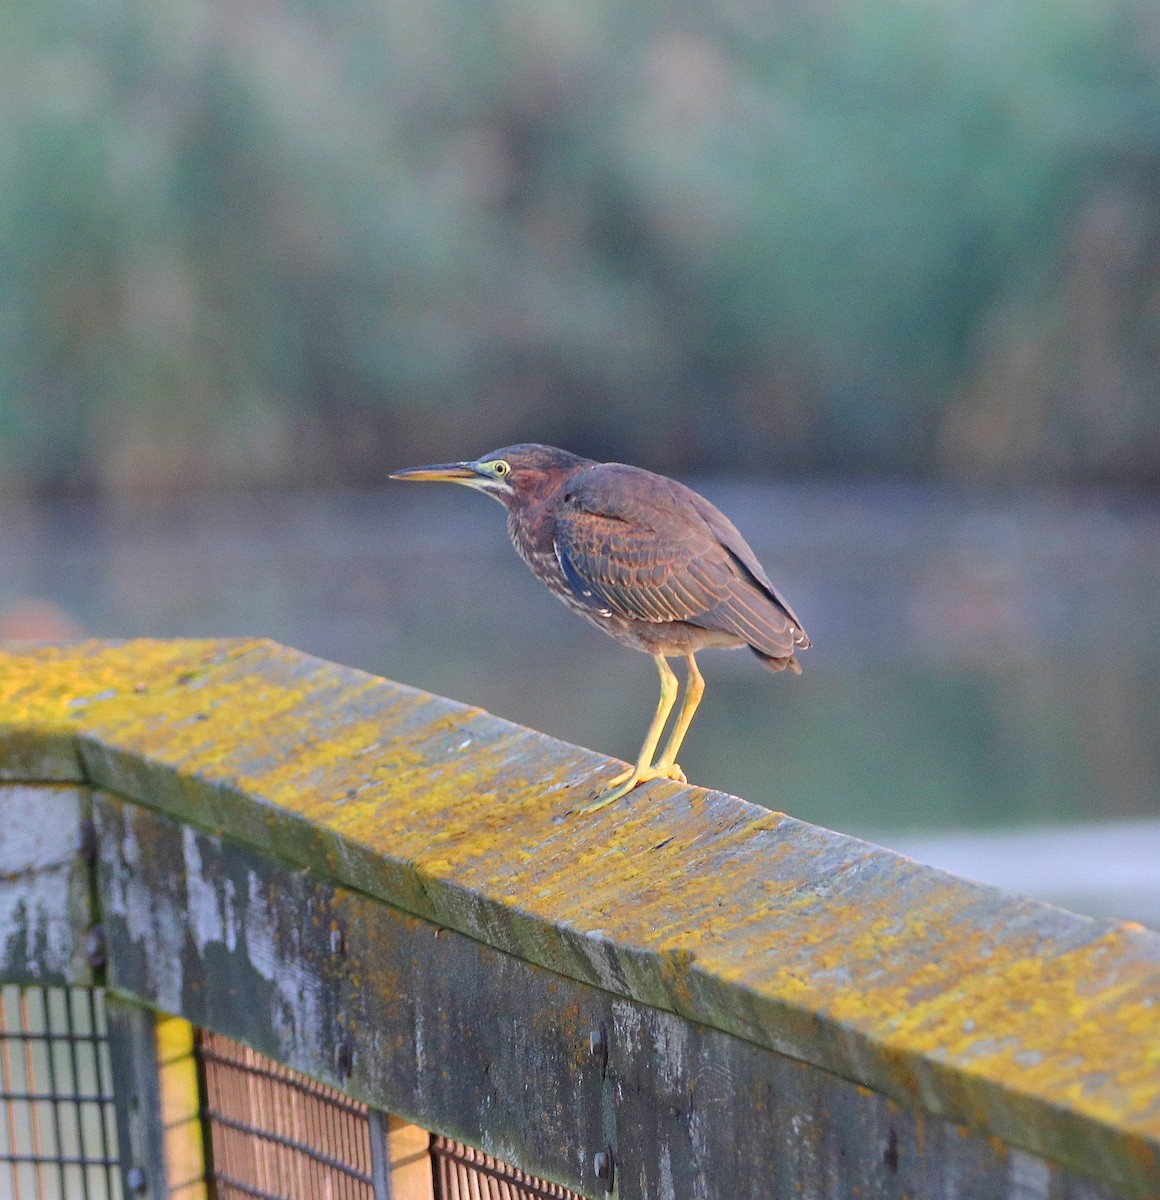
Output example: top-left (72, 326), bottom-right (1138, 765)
top-left (389, 462), bottom-right (483, 484)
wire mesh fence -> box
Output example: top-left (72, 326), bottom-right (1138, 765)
top-left (0, 986), bottom-right (588, 1200)
top-left (196, 1033), bottom-right (590, 1200)
top-left (0, 985), bottom-right (120, 1200)
top-left (196, 1030), bottom-right (379, 1200)
top-left (431, 1137), bottom-right (586, 1200)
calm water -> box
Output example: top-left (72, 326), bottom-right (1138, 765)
top-left (1, 481), bottom-right (1158, 841)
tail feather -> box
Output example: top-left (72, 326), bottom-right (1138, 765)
top-left (752, 647), bottom-right (803, 675)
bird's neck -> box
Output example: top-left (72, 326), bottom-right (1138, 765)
top-left (506, 493), bottom-right (561, 569)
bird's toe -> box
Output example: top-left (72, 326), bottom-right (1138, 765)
top-left (575, 761), bottom-right (688, 815)
top-left (602, 763), bottom-right (636, 789)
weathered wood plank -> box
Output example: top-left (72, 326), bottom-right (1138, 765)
top-left (0, 638), bottom-right (238, 782)
top-left (94, 793), bottom-right (1127, 1200)
top-left (3, 639), bottom-right (1160, 1195)
top-left (0, 729), bottom-right (83, 783)
top-left (0, 784), bottom-right (94, 984)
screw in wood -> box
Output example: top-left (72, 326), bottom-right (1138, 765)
top-left (593, 1147), bottom-right (615, 1192)
top-left (85, 925), bottom-right (107, 970)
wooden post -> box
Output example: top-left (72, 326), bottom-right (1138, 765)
top-left (155, 1016), bottom-right (208, 1200)
top-left (384, 1116), bottom-right (435, 1200)
top-left (105, 996), bottom-right (169, 1200)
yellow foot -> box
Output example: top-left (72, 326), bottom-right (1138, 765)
top-left (577, 762), bottom-right (687, 814)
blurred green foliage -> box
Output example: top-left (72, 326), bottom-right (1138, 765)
top-left (2, 0), bottom-right (1159, 491)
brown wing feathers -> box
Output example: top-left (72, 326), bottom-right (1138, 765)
top-left (684, 553), bottom-right (803, 662)
top-left (558, 516), bottom-right (709, 622)
top-left (554, 464), bottom-right (807, 661)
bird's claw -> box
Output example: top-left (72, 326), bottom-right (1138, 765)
top-left (575, 761), bottom-right (687, 814)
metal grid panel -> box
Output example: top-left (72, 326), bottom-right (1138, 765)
top-left (0, 985), bottom-right (120, 1200)
top-left (431, 1137), bottom-right (586, 1200)
top-left (197, 1031), bottom-right (378, 1200)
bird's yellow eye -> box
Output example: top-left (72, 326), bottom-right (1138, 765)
top-left (491, 460), bottom-right (511, 477)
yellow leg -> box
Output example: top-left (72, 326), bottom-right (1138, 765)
top-left (654, 654), bottom-right (704, 772)
top-left (579, 654), bottom-right (684, 814)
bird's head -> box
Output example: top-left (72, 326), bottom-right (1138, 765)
top-left (389, 444), bottom-right (592, 509)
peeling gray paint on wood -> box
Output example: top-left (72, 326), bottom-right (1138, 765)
top-left (0, 784), bottom-right (94, 984)
top-left (94, 792), bottom-right (1127, 1200)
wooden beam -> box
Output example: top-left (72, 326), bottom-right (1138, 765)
top-left (96, 791), bottom-right (1128, 1200)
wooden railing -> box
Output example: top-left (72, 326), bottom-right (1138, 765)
top-left (1, 639), bottom-right (1158, 1199)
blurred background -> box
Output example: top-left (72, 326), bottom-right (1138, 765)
top-left (0, 0), bottom-right (1157, 922)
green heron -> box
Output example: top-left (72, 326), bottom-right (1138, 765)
top-left (391, 444), bottom-right (809, 811)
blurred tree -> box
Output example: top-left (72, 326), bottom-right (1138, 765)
top-left (1, 0), bottom-right (1158, 491)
